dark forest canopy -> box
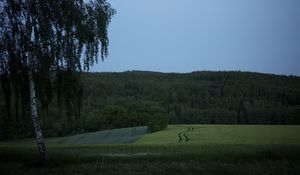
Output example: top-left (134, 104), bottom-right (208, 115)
top-left (1, 71), bottom-right (300, 138)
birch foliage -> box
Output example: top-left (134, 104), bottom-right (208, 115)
top-left (0, 0), bottom-right (115, 131)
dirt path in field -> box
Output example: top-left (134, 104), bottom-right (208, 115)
top-left (178, 127), bottom-right (194, 142)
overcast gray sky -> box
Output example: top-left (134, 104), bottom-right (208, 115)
top-left (91, 0), bottom-right (300, 75)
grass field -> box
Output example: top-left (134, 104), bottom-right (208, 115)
top-left (136, 125), bottom-right (300, 145)
top-left (1, 125), bottom-right (300, 175)
top-left (52, 126), bottom-right (148, 144)
top-left (0, 126), bottom-right (148, 146)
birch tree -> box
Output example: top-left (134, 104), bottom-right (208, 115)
top-left (0, 0), bottom-right (115, 162)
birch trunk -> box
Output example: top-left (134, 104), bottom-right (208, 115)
top-left (29, 71), bottom-right (47, 162)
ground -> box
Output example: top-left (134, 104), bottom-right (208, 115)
top-left (0, 125), bottom-right (300, 175)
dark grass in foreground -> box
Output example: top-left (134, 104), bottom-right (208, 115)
top-left (1, 144), bottom-right (300, 175)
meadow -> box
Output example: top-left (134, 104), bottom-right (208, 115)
top-left (136, 125), bottom-right (300, 145)
top-left (1, 125), bottom-right (300, 175)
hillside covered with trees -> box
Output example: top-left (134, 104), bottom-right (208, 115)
top-left (1, 71), bottom-right (300, 139)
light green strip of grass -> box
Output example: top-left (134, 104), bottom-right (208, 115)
top-left (135, 125), bottom-right (300, 145)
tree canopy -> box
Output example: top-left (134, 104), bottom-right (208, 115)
top-left (0, 0), bottom-right (115, 126)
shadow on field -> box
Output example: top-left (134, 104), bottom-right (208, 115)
top-left (1, 144), bottom-right (300, 175)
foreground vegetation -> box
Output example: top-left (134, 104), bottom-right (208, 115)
top-left (1, 125), bottom-right (300, 174)
top-left (1, 144), bottom-right (300, 175)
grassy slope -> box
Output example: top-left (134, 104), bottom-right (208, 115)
top-left (136, 125), bottom-right (300, 145)
top-left (0, 126), bottom-right (148, 146)
top-left (52, 126), bottom-right (148, 144)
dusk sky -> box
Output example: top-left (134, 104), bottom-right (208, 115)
top-left (91, 0), bottom-right (300, 76)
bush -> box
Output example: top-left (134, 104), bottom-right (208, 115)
top-left (85, 112), bottom-right (104, 131)
top-left (147, 113), bottom-right (168, 132)
top-left (101, 105), bottom-right (128, 129)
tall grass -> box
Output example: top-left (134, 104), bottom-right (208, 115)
top-left (1, 144), bottom-right (300, 175)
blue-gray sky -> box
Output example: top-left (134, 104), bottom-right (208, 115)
top-left (91, 0), bottom-right (300, 75)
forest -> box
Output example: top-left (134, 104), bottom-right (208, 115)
top-left (1, 71), bottom-right (300, 139)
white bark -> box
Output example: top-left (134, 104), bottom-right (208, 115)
top-left (29, 71), bottom-right (47, 162)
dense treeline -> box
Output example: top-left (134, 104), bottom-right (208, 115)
top-left (80, 71), bottom-right (300, 124)
top-left (1, 71), bottom-right (300, 138)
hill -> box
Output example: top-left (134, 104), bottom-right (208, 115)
top-left (80, 71), bottom-right (300, 125)
top-left (1, 71), bottom-right (300, 138)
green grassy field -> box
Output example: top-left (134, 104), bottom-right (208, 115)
top-left (1, 125), bottom-right (300, 175)
top-left (136, 125), bottom-right (300, 145)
